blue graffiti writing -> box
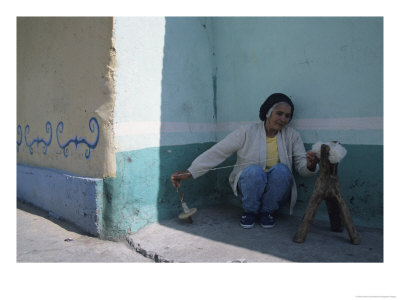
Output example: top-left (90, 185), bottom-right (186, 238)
top-left (24, 121), bottom-right (53, 155)
top-left (56, 117), bottom-right (99, 159)
top-left (17, 125), bottom-right (22, 152)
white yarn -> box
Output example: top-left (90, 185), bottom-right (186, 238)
top-left (174, 141), bottom-right (346, 178)
top-left (311, 141), bottom-right (347, 164)
top-left (181, 202), bottom-right (190, 213)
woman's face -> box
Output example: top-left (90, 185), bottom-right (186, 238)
top-left (267, 103), bottom-right (292, 131)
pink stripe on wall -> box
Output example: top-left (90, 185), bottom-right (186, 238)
top-left (115, 117), bottom-right (383, 136)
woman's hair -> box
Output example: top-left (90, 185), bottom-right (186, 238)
top-left (266, 102), bottom-right (292, 118)
top-left (259, 93), bottom-right (294, 121)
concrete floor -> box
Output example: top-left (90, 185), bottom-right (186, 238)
top-left (126, 205), bottom-right (383, 263)
top-left (17, 200), bottom-right (383, 263)
top-left (17, 201), bottom-right (153, 262)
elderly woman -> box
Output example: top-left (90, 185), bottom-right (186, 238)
top-left (170, 93), bottom-right (319, 229)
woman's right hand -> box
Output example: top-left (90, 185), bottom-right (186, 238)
top-left (170, 171), bottom-right (192, 188)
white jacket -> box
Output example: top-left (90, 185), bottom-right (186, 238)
top-left (187, 122), bottom-right (319, 214)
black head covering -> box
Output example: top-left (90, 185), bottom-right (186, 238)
top-left (259, 93), bottom-right (294, 121)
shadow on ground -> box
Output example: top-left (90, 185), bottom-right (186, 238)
top-left (126, 204), bottom-right (383, 263)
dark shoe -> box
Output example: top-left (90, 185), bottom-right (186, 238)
top-left (260, 211), bottom-right (275, 228)
top-left (240, 212), bottom-right (256, 229)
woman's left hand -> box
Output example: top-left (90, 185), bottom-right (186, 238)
top-left (306, 151), bottom-right (319, 171)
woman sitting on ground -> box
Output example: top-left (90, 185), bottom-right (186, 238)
top-left (170, 93), bottom-right (320, 229)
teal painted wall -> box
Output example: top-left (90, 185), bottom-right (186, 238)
top-left (99, 143), bottom-right (223, 238)
top-left (211, 17), bottom-right (383, 229)
top-left (213, 17), bottom-right (383, 122)
top-left (107, 17), bottom-right (220, 238)
top-left (106, 17), bottom-right (383, 238)
top-left (213, 17), bottom-right (383, 146)
top-left (99, 142), bottom-right (383, 239)
top-left (293, 144), bottom-right (383, 229)
top-left (212, 143), bottom-right (383, 229)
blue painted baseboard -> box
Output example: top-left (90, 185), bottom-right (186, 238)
top-left (17, 164), bottom-right (103, 236)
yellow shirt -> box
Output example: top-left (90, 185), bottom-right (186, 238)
top-left (266, 136), bottom-right (280, 171)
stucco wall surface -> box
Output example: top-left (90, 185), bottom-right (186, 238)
top-left (105, 17), bottom-right (382, 238)
top-left (17, 17), bottom-right (382, 238)
top-left (213, 17), bottom-right (383, 145)
top-left (100, 17), bottom-right (220, 237)
top-left (211, 17), bottom-right (383, 228)
top-left (113, 17), bottom-right (216, 151)
top-left (97, 17), bottom-right (384, 238)
top-left (17, 17), bottom-right (116, 178)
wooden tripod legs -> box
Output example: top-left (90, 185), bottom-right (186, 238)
top-left (293, 144), bottom-right (360, 245)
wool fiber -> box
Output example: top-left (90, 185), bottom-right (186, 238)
top-left (311, 141), bottom-right (347, 164)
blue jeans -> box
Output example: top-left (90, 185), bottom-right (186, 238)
top-left (237, 164), bottom-right (293, 214)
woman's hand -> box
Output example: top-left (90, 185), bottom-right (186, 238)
top-left (170, 170), bottom-right (192, 188)
top-left (306, 151), bottom-right (319, 171)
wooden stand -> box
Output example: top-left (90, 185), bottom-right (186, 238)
top-left (293, 144), bottom-right (360, 245)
